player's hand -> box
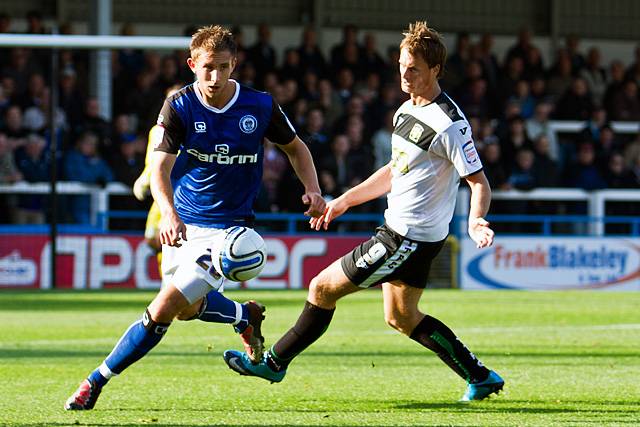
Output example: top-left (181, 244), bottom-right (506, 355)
top-left (302, 191), bottom-right (326, 218)
top-left (309, 197), bottom-right (349, 231)
top-left (468, 217), bottom-right (494, 248)
top-left (159, 211), bottom-right (187, 247)
top-left (133, 176), bottom-right (151, 201)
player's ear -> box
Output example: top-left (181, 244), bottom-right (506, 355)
top-left (187, 57), bottom-right (196, 73)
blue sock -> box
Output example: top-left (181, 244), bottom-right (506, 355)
top-left (198, 290), bottom-right (249, 333)
top-left (88, 310), bottom-right (170, 387)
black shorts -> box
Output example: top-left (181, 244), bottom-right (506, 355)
top-left (341, 223), bottom-right (446, 289)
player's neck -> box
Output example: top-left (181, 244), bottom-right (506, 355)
top-left (199, 80), bottom-right (236, 109)
top-left (410, 83), bottom-right (442, 107)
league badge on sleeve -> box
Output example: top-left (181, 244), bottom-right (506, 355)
top-left (462, 141), bottom-right (479, 164)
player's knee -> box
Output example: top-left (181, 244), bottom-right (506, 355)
top-left (175, 299), bottom-right (203, 321)
top-left (384, 311), bottom-right (414, 335)
top-left (308, 276), bottom-right (335, 304)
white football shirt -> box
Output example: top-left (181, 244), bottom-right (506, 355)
top-left (384, 92), bottom-right (482, 242)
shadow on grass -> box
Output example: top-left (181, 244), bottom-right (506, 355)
top-left (396, 399), bottom-right (640, 415)
top-left (2, 347), bottom-right (639, 360)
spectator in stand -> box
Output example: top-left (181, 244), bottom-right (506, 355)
top-left (14, 133), bottom-right (48, 224)
top-left (508, 148), bottom-right (537, 190)
top-left (565, 34), bottom-right (585, 73)
top-left (330, 24), bottom-right (363, 72)
top-left (354, 72), bottom-right (382, 107)
top-left (117, 23), bottom-right (145, 85)
top-left (0, 131), bottom-right (22, 183)
top-left (604, 152), bottom-right (634, 188)
top-left (382, 46), bottom-right (401, 84)
top-left (458, 78), bottom-right (491, 120)
top-left (474, 33), bottom-right (500, 93)
top-left (332, 94), bottom-right (368, 135)
top-left (525, 100), bottom-right (560, 162)
top-left (546, 49), bottom-right (574, 102)
top-left (529, 75), bottom-right (548, 104)
top-left (317, 78), bottom-right (344, 128)
top-left (332, 42), bottom-right (365, 81)
top-left (123, 70), bottom-right (164, 133)
top-left (625, 44), bottom-right (640, 85)
top-left (319, 134), bottom-right (360, 194)
top-left (553, 77), bottom-right (594, 120)
top-left (508, 80), bottom-right (535, 119)
top-left (15, 73), bottom-right (46, 110)
top-left (593, 125), bottom-right (622, 169)
top-left (1, 48), bottom-right (42, 96)
top-left (2, 105), bottom-right (28, 149)
top-left (247, 23), bottom-right (277, 76)
top-left (334, 68), bottom-right (355, 104)
top-left (500, 115), bottom-right (533, 175)
top-left (580, 47), bottom-right (607, 107)
top-left (23, 87), bottom-right (68, 135)
top-left (371, 109), bottom-right (393, 171)
top-left (298, 106), bottom-right (330, 160)
top-left (279, 48), bottom-right (304, 85)
top-left (369, 82), bottom-right (402, 129)
top-left (564, 142), bottom-right (606, 190)
top-left (361, 33), bottom-right (386, 77)
top-left (609, 80), bottom-right (640, 121)
top-left (522, 46), bottom-right (545, 81)
top-left (237, 61), bottom-right (257, 88)
top-left (230, 26), bottom-right (247, 65)
top-left (75, 98), bottom-right (112, 154)
top-left (58, 67), bottom-right (85, 132)
top-left (261, 141), bottom-right (288, 212)
top-left (296, 26), bottom-right (327, 78)
top-left (603, 60), bottom-right (626, 114)
top-left (531, 134), bottom-right (560, 188)
top-left (629, 154), bottom-right (640, 187)
top-left (623, 133), bottom-right (640, 169)
top-left (154, 55), bottom-right (179, 95)
top-left (112, 135), bottom-right (145, 186)
top-left (480, 141), bottom-right (508, 190)
top-left (505, 27), bottom-right (535, 65)
top-left (299, 70), bottom-right (320, 102)
top-left (497, 56), bottom-right (524, 112)
top-left (580, 107), bottom-right (608, 143)
top-left (442, 32), bottom-right (470, 91)
top-left (63, 131), bottom-right (114, 224)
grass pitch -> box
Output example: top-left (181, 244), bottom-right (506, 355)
top-left (0, 289), bottom-right (639, 426)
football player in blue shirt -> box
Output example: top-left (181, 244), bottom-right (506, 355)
top-left (65, 25), bottom-right (325, 410)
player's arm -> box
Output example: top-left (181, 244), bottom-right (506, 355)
top-left (311, 164), bottom-right (392, 231)
top-left (278, 136), bottom-right (325, 217)
top-left (150, 151), bottom-right (186, 247)
top-left (150, 99), bottom-right (187, 247)
top-left (465, 168), bottom-right (494, 249)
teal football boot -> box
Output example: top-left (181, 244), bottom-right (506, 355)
top-left (223, 350), bottom-right (286, 383)
top-left (460, 370), bottom-right (504, 402)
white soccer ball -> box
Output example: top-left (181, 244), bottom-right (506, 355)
top-left (211, 226), bottom-right (266, 282)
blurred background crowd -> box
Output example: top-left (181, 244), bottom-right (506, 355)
top-left (1, 10), bottom-right (640, 226)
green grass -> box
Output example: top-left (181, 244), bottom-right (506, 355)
top-left (1, 290), bottom-right (639, 426)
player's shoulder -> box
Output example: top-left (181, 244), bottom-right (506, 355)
top-left (420, 92), bottom-right (470, 136)
top-left (238, 83), bottom-right (274, 107)
top-left (166, 83), bottom-right (194, 104)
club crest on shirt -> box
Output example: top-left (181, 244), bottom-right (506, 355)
top-left (409, 123), bottom-right (424, 143)
top-left (239, 115), bottom-right (257, 134)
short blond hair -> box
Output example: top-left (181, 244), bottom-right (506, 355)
top-left (190, 25), bottom-right (237, 59)
top-left (400, 21), bottom-right (447, 79)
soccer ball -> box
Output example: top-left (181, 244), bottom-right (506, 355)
top-left (211, 226), bottom-right (266, 282)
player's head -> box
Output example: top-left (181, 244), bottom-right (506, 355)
top-left (398, 21), bottom-right (446, 95)
top-left (187, 25), bottom-right (237, 98)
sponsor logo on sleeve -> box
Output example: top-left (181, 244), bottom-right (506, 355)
top-left (462, 141), bottom-right (479, 164)
top-left (409, 123), bottom-right (424, 142)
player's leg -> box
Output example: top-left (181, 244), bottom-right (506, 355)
top-left (382, 282), bottom-right (503, 400)
top-left (223, 258), bottom-right (359, 381)
top-left (64, 284), bottom-right (191, 410)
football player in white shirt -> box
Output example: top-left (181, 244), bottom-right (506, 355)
top-left (224, 21), bottom-right (504, 402)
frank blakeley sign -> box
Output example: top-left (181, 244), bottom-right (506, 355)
top-left (461, 237), bottom-right (640, 290)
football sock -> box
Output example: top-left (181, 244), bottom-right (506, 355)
top-left (197, 290), bottom-right (249, 333)
top-left (410, 315), bottom-right (490, 383)
top-left (88, 309), bottom-right (170, 387)
top-left (267, 301), bottom-right (335, 371)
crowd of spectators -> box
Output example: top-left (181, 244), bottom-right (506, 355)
top-left (1, 12), bottom-right (640, 226)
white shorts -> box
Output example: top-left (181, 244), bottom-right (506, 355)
top-left (161, 224), bottom-right (225, 304)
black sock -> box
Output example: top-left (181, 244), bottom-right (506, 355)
top-left (410, 315), bottom-right (490, 383)
top-left (267, 301), bottom-right (335, 371)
